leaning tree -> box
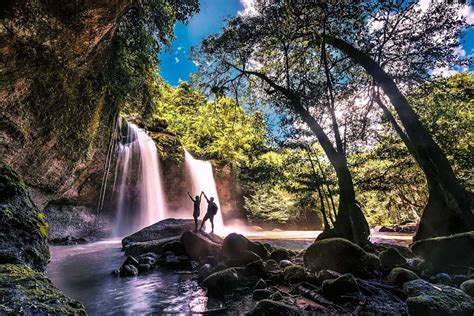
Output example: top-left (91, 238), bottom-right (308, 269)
top-left (284, 0), bottom-right (474, 240)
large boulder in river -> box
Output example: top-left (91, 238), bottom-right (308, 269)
top-left (404, 279), bottom-right (474, 315)
top-left (410, 231), bottom-right (474, 272)
top-left (123, 236), bottom-right (180, 257)
top-left (303, 238), bottom-right (380, 277)
top-left (0, 162), bottom-right (49, 270)
top-left (221, 233), bottom-right (269, 260)
top-left (122, 218), bottom-right (200, 247)
top-left (181, 231), bottom-right (221, 261)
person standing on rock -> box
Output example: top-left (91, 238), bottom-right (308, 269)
top-left (200, 191), bottom-right (218, 234)
top-left (188, 192), bottom-right (202, 232)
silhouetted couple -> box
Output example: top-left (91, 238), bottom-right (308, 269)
top-left (187, 191), bottom-right (218, 233)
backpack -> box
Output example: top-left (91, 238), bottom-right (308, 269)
top-left (210, 202), bottom-right (218, 215)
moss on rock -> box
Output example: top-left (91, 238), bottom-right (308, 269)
top-left (303, 238), bottom-right (380, 277)
top-left (0, 161), bottom-right (49, 270)
top-left (0, 264), bottom-right (86, 315)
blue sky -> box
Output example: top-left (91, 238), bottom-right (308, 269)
top-left (159, 0), bottom-right (243, 86)
top-left (160, 1), bottom-right (474, 86)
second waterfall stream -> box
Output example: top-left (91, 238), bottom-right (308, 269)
top-left (184, 149), bottom-right (225, 233)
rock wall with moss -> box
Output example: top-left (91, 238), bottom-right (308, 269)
top-left (0, 0), bottom-right (129, 204)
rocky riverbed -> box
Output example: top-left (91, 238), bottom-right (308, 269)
top-left (106, 219), bottom-right (474, 315)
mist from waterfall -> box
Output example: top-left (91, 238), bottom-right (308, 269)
top-left (184, 149), bottom-right (225, 233)
top-left (113, 123), bottom-right (166, 236)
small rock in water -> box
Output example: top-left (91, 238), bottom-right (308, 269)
top-left (202, 268), bottom-right (244, 295)
top-left (460, 279), bottom-right (474, 297)
top-left (198, 264), bottom-right (214, 280)
top-left (255, 278), bottom-right (267, 289)
top-left (138, 256), bottom-right (156, 266)
top-left (119, 264), bottom-right (138, 277)
top-left (137, 264), bottom-right (152, 272)
top-left (252, 289), bottom-right (272, 301)
top-left (246, 260), bottom-right (265, 276)
top-left (386, 267), bottom-right (419, 287)
top-left (122, 256), bottom-right (139, 267)
top-left (279, 260), bottom-right (293, 269)
top-left (322, 273), bottom-right (359, 301)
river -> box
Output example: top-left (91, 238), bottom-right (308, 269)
top-left (46, 231), bottom-right (411, 315)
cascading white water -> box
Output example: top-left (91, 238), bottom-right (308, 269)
top-left (113, 123), bottom-right (166, 236)
top-left (184, 149), bottom-right (225, 233)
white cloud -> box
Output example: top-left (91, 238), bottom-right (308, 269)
top-left (192, 60), bottom-right (200, 67)
top-left (177, 46), bottom-right (183, 51)
top-left (175, 57), bottom-right (180, 64)
top-left (238, 0), bottom-right (258, 16)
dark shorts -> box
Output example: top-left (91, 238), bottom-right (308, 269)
top-left (193, 208), bottom-right (200, 218)
top-left (202, 212), bottom-right (215, 222)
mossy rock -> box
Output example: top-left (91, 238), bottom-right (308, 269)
top-left (322, 273), bottom-right (359, 301)
top-left (283, 265), bottom-right (306, 283)
top-left (386, 267), bottom-right (419, 287)
top-left (202, 267), bottom-right (245, 295)
top-left (410, 231), bottom-right (474, 272)
top-left (379, 248), bottom-right (406, 270)
top-left (460, 279), bottom-right (474, 297)
top-left (246, 299), bottom-right (302, 316)
top-left (0, 264), bottom-right (86, 315)
top-left (303, 238), bottom-right (380, 277)
top-left (404, 279), bottom-right (474, 315)
top-left (0, 162), bottom-right (49, 270)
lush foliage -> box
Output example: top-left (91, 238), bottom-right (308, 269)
top-left (151, 81), bottom-right (268, 166)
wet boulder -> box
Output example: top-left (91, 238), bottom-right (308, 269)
top-left (161, 240), bottom-right (186, 255)
top-left (222, 233), bottom-right (249, 256)
top-left (410, 231), bottom-right (474, 272)
top-left (0, 162), bottom-right (50, 270)
top-left (119, 264), bottom-right (138, 277)
top-left (283, 265), bottom-right (306, 283)
top-left (202, 267), bottom-right (245, 294)
top-left (404, 279), bottom-right (474, 315)
top-left (246, 299), bottom-right (302, 316)
top-left (429, 272), bottom-right (453, 286)
top-left (379, 248), bottom-right (407, 270)
top-left (264, 259), bottom-right (280, 272)
top-left (322, 273), bottom-right (359, 301)
top-left (269, 248), bottom-right (290, 262)
top-left (181, 231), bottom-right (221, 261)
top-left (122, 218), bottom-right (200, 247)
top-left (460, 279), bottom-right (474, 297)
top-left (279, 260), bottom-right (293, 269)
top-left (124, 236), bottom-right (180, 257)
top-left (385, 267), bottom-right (419, 287)
top-left (303, 238), bottom-right (380, 277)
top-left (222, 233), bottom-right (269, 260)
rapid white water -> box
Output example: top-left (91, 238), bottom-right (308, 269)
top-left (113, 123), bottom-right (166, 236)
top-left (184, 149), bottom-right (225, 233)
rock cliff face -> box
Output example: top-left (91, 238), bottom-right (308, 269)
top-left (0, 0), bottom-right (129, 202)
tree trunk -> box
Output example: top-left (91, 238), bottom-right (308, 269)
top-left (294, 102), bottom-right (370, 244)
top-left (325, 35), bottom-right (474, 240)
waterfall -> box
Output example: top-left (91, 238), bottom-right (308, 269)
top-left (184, 150), bottom-right (225, 233)
top-left (113, 123), bottom-right (166, 236)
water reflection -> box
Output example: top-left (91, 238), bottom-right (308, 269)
top-left (46, 240), bottom-right (218, 315)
